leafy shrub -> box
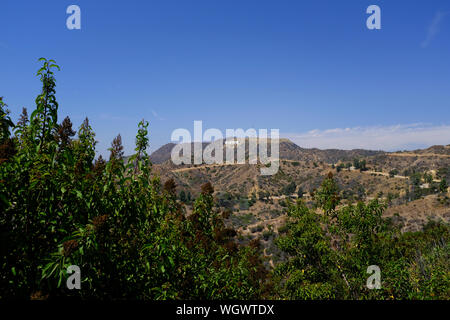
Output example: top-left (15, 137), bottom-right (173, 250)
top-left (0, 59), bottom-right (268, 300)
top-left (273, 174), bottom-right (450, 300)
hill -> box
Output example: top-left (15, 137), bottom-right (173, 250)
top-left (148, 138), bottom-right (385, 165)
top-left (147, 140), bottom-right (449, 241)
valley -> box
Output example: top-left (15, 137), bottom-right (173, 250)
top-left (148, 140), bottom-right (450, 268)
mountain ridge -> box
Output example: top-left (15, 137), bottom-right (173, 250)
top-left (148, 138), bottom-right (386, 164)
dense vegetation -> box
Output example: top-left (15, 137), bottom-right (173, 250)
top-left (1, 59), bottom-right (448, 300)
top-left (275, 173), bottom-right (449, 299)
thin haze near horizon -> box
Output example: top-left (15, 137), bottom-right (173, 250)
top-left (1, 0), bottom-right (450, 156)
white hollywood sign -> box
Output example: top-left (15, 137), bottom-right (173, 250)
top-left (171, 121), bottom-right (279, 175)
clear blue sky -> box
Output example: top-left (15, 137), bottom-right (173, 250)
top-left (1, 0), bottom-right (450, 155)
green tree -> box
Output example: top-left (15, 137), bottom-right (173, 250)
top-left (274, 200), bottom-right (347, 299)
top-left (30, 58), bottom-right (60, 146)
top-left (179, 190), bottom-right (186, 202)
top-left (0, 97), bottom-right (14, 143)
top-left (313, 172), bottom-right (340, 216)
top-left (297, 187), bottom-right (304, 198)
top-left (439, 178), bottom-right (448, 193)
top-left (282, 181), bottom-right (296, 196)
top-left (1, 59), bottom-right (268, 300)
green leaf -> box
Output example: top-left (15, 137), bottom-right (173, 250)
top-left (49, 64), bottom-right (60, 71)
top-left (30, 109), bottom-right (39, 120)
top-left (57, 273), bottom-right (63, 287)
top-left (0, 193), bottom-right (10, 207)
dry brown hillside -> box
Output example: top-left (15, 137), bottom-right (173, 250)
top-left (143, 139), bottom-right (450, 267)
